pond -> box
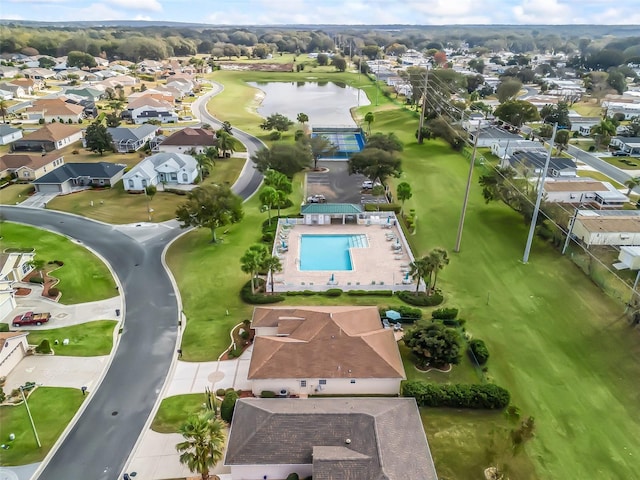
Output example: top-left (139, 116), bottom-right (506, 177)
top-left (248, 81), bottom-right (370, 127)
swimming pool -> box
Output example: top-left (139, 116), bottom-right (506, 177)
top-left (299, 234), bottom-right (368, 271)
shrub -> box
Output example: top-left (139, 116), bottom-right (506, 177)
top-left (443, 318), bottom-right (465, 327)
top-left (164, 188), bottom-right (188, 195)
top-left (286, 474), bottom-right (300, 480)
top-left (35, 339), bottom-right (52, 354)
top-left (468, 339), bottom-right (490, 365)
top-left (294, 130), bottom-right (305, 141)
top-left (260, 390), bottom-right (277, 398)
top-left (72, 149), bottom-right (79, 155)
top-left (29, 277), bottom-right (44, 284)
top-left (48, 287), bottom-right (60, 297)
top-left (397, 305), bottom-right (422, 320)
top-left (261, 232), bottom-right (274, 243)
top-left (364, 203), bottom-right (401, 213)
top-left (347, 289), bottom-right (393, 297)
top-left (216, 388), bottom-right (226, 397)
top-left (324, 288), bottom-right (343, 297)
top-left (269, 131), bottom-right (282, 141)
top-left (432, 307), bottom-right (458, 320)
top-left (240, 279), bottom-right (285, 304)
top-left (239, 329), bottom-right (250, 340)
top-left (588, 145), bottom-right (595, 152)
top-left (0, 323), bottom-right (9, 332)
top-left (398, 290), bottom-right (443, 306)
top-left (401, 380), bottom-right (510, 409)
top-left (221, 390), bottom-right (239, 423)
top-left (0, 387), bottom-right (5, 403)
top-left (54, 260), bottom-right (64, 266)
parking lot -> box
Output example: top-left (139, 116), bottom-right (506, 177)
top-left (306, 161), bottom-right (375, 204)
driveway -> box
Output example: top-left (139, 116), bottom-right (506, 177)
top-left (18, 192), bottom-right (59, 208)
top-left (306, 160), bottom-right (368, 204)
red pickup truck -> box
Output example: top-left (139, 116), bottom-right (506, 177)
top-left (12, 311), bottom-right (51, 327)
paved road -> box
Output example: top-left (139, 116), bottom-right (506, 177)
top-left (518, 84), bottom-right (538, 100)
top-left (0, 207), bottom-right (182, 480)
top-left (567, 145), bottom-right (640, 193)
top-left (193, 83), bottom-right (265, 199)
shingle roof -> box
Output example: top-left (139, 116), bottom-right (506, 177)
top-left (122, 152), bottom-right (197, 182)
top-left (577, 217), bottom-right (640, 233)
top-left (543, 180), bottom-right (607, 192)
top-left (20, 123), bottom-right (81, 142)
top-left (0, 152), bottom-right (62, 171)
top-left (0, 124), bottom-right (21, 136)
top-left (33, 162), bottom-right (124, 184)
top-left (107, 125), bottom-right (158, 143)
top-left (249, 306), bottom-right (405, 380)
top-left (225, 398), bottom-right (438, 480)
top-left (510, 151), bottom-right (576, 171)
top-left (26, 98), bottom-right (84, 117)
top-left (301, 203), bottom-right (363, 215)
top-left (160, 127), bottom-right (216, 147)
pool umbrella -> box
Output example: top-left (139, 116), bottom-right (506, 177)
top-left (330, 273), bottom-right (335, 282)
top-left (282, 240), bottom-right (287, 248)
top-left (386, 310), bottom-right (401, 321)
top-left (404, 272), bottom-right (410, 280)
top-left (387, 216), bottom-right (391, 224)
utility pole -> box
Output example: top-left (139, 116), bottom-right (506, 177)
top-left (454, 130), bottom-right (480, 253)
top-left (417, 69), bottom-right (429, 143)
top-left (523, 123), bottom-right (558, 264)
top-left (561, 207), bottom-right (579, 255)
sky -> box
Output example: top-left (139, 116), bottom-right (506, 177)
top-left (1, 0), bottom-right (639, 25)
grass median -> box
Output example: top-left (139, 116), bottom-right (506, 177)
top-left (0, 222), bottom-right (117, 304)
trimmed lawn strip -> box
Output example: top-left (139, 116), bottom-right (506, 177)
top-left (151, 394), bottom-right (205, 434)
top-left (25, 320), bottom-right (117, 356)
top-left (0, 387), bottom-right (85, 465)
top-left (0, 222), bottom-right (117, 304)
top-left (577, 169), bottom-right (625, 189)
top-left (0, 184), bottom-right (33, 206)
top-left (600, 156), bottom-right (640, 170)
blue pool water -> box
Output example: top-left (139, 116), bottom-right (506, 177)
top-left (299, 234), bottom-right (368, 271)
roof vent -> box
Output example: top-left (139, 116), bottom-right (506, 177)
top-left (345, 439), bottom-right (351, 444)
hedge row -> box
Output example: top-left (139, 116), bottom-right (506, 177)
top-left (397, 290), bottom-right (443, 306)
top-left (347, 289), bottom-right (394, 297)
top-left (432, 307), bottom-right (458, 320)
top-left (364, 203), bottom-right (401, 213)
top-left (240, 280), bottom-right (285, 305)
top-left (402, 380), bottom-right (510, 410)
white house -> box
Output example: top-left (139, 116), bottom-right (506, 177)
top-left (491, 139), bottom-right (547, 159)
top-left (543, 178), bottom-right (629, 209)
top-left (572, 210), bottom-right (640, 247)
top-left (472, 125), bottom-right (523, 148)
top-left (126, 97), bottom-right (178, 125)
top-left (248, 306), bottom-right (406, 397)
top-left (122, 152), bottom-right (198, 191)
top-left (0, 125), bottom-right (23, 146)
top-left (617, 246), bottom-right (640, 269)
top-left (610, 137), bottom-right (640, 156)
top-left (602, 101), bottom-right (640, 120)
top-left (0, 251), bottom-right (35, 283)
top-left (0, 282), bottom-right (17, 322)
top-left (0, 331), bottom-right (30, 378)
top-left (225, 398), bottom-right (438, 480)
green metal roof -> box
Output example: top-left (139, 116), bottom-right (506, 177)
top-left (301, 203), bottom-right (363, 215)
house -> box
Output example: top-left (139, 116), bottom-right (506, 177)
top-left (0, 66), bottom-right (20, 78)
top-left (23, 98), bottom-right (84, 123)
top-left (0, 251), bottom-right (35, 283)
top-left (248, 306), bottom-right (405, 396)
top-left (32, 162), bottom-right (125, 194)
top-left (572, 210), bottom-right (640, 247)
top-left (11, 123), bottom-right (83, 152)
top-left (0, 152), bottom-right (65, 180)
top-left (506, 151), bottom-right (577, 178)
top-left (602, 101), bottom-right (640, 120)
top-left (0, 331), bottom-right (30, 378)
top-left (471, 125), bottom-right (523, 148)
top-left (20, 67), bottom-right (56, 80)
top-left (610, 137), bottom-right (640, 156)
top-left (8, 77), bottom-right (36, 94)
top-left (108, 125), bottom-right (158, 153)
top-left (125, 97), bottom-right (178, 125)
top-left (617, 246), bottom-right (640, 269)
top-left (65, 87), bottom-right (104, 102)
top-left (122, 152), bottom-right (197, 191)
top-left (0, 83), bottom-right (25, 98)
top-left (569, 115), bottom-right (600, 133)
top-left (0, 282), bottom-right (17, 322)
top-left (64, 96), bottom-right (98, 118)
top-left (157, 127), bottom-right (216, 154)
top-left (301, 203), bottom-right (363, 225)
top-left (0, 125), bottom-right (23, 145)
top-left (225, 397), bottom-right (438, 480)
top-left (491, 139), bottom-right (547, 159)
top-left (542, 178), bottom-right (629, 209)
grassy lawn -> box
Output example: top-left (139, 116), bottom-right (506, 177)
top-left (571, 101), bottom-right (604, 117)
top-left (601, 156), bottom-right (640, 170)
top-left (151, 394), bottom-right (205, 434)
top-left (0, 222), bottom-right (116, 304)
top-left (0, 184), bottom-right (34, 205)
top-left (0, 387), bottom-right (85, 465)
top-left (577, 169), bottom-right (625, 188)
top-left (25, 320), bottom-right (117, 356)
top-left (400, 343), bottom-right (481, 385)
top-left (169, 71), bottom-right (640, 479)
top-left (46, 156), bottom-right (244, 224)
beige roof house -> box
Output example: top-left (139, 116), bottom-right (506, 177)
top-left (11, 123), bottom-right (83, 152)
top-left (248, 306), bottom-right (405, 396)
top-left (157, 127), bottom-right (217, 154)
top-left (24, 98), bottom-right (84, 123)
top-left (0, 152), bottom-right (65, 180)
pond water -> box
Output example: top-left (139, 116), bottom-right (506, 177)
top-left (248, 81), bottom-right (370, 127)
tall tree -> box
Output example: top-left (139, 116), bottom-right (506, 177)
top-left (0, 99), bottom-right (7, 124)
top-left (216, 131), bottom-right (235, 158)
top-left (259, 186), bottom-right (279, 226)
top-left (300, 135), bottom-right (338, 169)
top-left (427, 248), bottom-right (449, 294)
top-left (396, 182), bottom-right (412, 214)
top-left (176, 412), bottom-right (226, 480)
top-left (261, 254), bottom-right (283, 294)
top-left (496, 77), bottom-right (523, 103)
top-left (105, 112), bottom-right (121, 128)
top-left (175, 185), bottom-right (244, 243)
top-left (364, 111), bottom-right (375, 135)
top-left (364, 132), bottom-right (403, 153)
top-left (260, 113), bottom-right (294, 132)
top-left (554, 129), bottom-right (570, 153)
top-left (194, 154), bottom-right (214, 181)
top-left (409, 257), bottom-right (429, 293)
top-left (591, 118), bottom-right (616, 150)
top-left (348, 148), bottom-right (402, 184)
top-left (296, 112), bottom-right (309, 124)
top-left (251, 143), bottom-right (312, 177)
top-left (493, 100), bottom-right (539, 126)
top-left (331, 56), bottom-right (347, 72)
top-left (240, 244), bottom-right (267, 294)
top-left (404, 322), bottom-right (463, 368)
top-left (264, 169), bottom-right (292, 216)
top-left (85, 121), bottom-right (113, 155)
top-left (624, 177), bottom-right (640, 196)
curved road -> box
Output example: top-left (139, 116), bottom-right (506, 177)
top-left (0, 208), bottom-right (182, 480)
top-left (0, 82), bottom-right (267, 480)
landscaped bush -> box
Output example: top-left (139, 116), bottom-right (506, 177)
top-left (401, 380), bottom-right (510, 409)
top-left (240, 279), bottom-right (285, 305)
top-left (261, 232), bottom-right (274, 243)
top-left (0, 323), bottom-right (9, 332)
top-left (286, 474), bottom-right (300, 480)
top-left (35, 339), bottom-right (52, 354)
top-left (588, 145), bottom-right (595, 152)
top-left (0, 387), bottom-right (5, 403)
top-left (221, 390), bottom-right (239, 423)
top-left (239, 329), bottom-right (250, 340)
top-left (269, 131), bottom-right (282, 141)
top-left (29, 277), bottom-right (44, 284)
top-left (398, 290), bottom-right (443, 306)
top-left (164, 188), bottom-right (188, 195)
top-left (347, 289), bottom-right (393, 296)
top-left (324, 288), bottom-right (343, 297)
top-left (260, 390), bottom-right (276, 398)
top-left (468, 339), bottom-right (490, 365)
top-left (216, 388), bottom-right (226, 397)
top-left (364, 203), bottom-right (401, 213)
top-left (443, 318), bottom-right (465, 327)
top-left (227, 347), bottom-right (244, 358)
top-left (48, 287), bottom-right (60, 297)
top-left (432, 307), bottom-right (458, 320)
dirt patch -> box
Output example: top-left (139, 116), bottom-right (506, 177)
top-left (14, 287), bottom-right (31, 296)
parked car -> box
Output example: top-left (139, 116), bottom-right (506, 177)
top-left (613, 151), bottom-right (630, 156)
top-left (306, 194), bottom-right (326, 204)
top-left (12, 311), bottom-right (51, 327)
top-left (362, 180), bottom-right (382, 190)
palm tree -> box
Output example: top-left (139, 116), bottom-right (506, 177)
top-left (176, 412), bottom-right (226, 480)
top-left (625, 177), bottom-right (640, 195)
top-left (194, 154), bottom-right (214, 182)
top-left (259, 186), bottom-right (279, 226)
top-left (364, 111), bottom-right (375, 135)
top-left (240, 244), bottom-right (267, 294)
top-left (408, 257), bottom-right (429, 293)
top-left (26, 258), bottom-right (46, 280)
top-left (261, 254), bottom-right (283, 293)
top-left (591, 118), bottom-right (616, 150)
top-left (216, 131), bottom-right (235, 158)
top-left (297, 112), bottom-right (309, 124)
top-left (428, 248), bottom-right (450, 294)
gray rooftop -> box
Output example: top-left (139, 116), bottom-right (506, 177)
top-left (510, 151), bottom-right (576, 172)
top-left (0, 124), bottom-right (21, 136)
top-left (33, 162), bottom-right (125, 184)
top-left (225, 397), bottom-right (438, 480)
top-left (474, 125), bottom-right (522, 140)
top-left (107, 125), bottom-right (158, 143)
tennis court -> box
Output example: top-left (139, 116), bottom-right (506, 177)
top-left (311, 127), bottom-right (365, 159)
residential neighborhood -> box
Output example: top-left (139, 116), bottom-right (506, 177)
top-left (0, 13), bottom-right (640, 480)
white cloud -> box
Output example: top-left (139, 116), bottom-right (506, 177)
top-left (110, 0), bottom-right (162, 12)
top-left (512, 0), bottom-right (573, 24)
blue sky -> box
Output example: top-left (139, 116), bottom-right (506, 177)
top-left (2, 0), bottom-right (639, 25)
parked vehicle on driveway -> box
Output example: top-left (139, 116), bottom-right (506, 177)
top-left (12, 311), bottom-right (51, 327)
top-left (306, 194), bottom-right (326, 204)
top-left (613, 151), bottom-right (630, 157)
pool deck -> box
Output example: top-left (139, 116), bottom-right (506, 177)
top-left (272, 223), bottom-right (419, 292)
